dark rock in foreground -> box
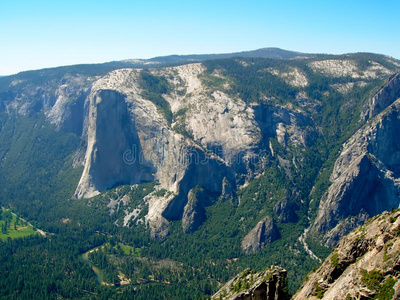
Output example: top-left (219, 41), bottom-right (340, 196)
top-left (212, 266), bottom-right (290, 300)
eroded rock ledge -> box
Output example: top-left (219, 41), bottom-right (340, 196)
top-left (212, 266), bottom-right (290, 300)
top-left (294, 210), bottom-right (400, 300)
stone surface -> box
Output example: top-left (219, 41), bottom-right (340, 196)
top-left (294, 210), bottom-right (400, 300)
top-left (309, 59), bottom-right (392, 79)
top-left (273, 198), bottom-right (297, 223)
top-left (68, 63), bottom-right (318, 238)
top-left (212, 266), bottom-right (290, 300)
top-left (310, 97), bottom-right (400, 247)
top-left (182, 187), bottom-right (207, 233)
top-left (241, 216), bottom-right (280, 254)
top-left (268, 67), bottom-right (309, 87)
top-left (361, 73), bottom-right (400, 121)
top-left (73, 67), bottom-right (238, 237)
top-left (74, 89), bottom-right (155, 199)
top-left (2, 55), bottom-right (400, 242)
top-left (45, 74), bottom-right (91, 134)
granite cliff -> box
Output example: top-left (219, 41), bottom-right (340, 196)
top-left (67, 63), bottom-right (317, 238)
top-left (1, 51), bottom-right (400, 251)
top-left (68, 57), bottom-right (400, 242)
top-left (309, 75), bottom-right (400, 247)
top-left (212, 266), bottom-right (290, 300)
top-left (294, 209), bottom-right (400, 300)
top-left (216, 209), bottom-right (400, 299)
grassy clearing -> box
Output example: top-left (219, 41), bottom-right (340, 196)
top-left (118, 243), bottom-right (142, 257)
top-left (0, 209), bottom-right (39, 240)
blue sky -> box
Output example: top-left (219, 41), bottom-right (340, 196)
top-left (1, 0), bottom-right (399, 75)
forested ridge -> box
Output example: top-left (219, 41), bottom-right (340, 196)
top-left (0, 53), bottom-right (399, 299)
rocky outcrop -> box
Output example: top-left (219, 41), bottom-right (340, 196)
top-left (45, 74), bottom-right (91, 135)
top-left (310, 98), bottom-right (400, 247)
top-left (71, 61), bottom-right (399, 239)
top-left (241, 216), bottom-right (280, 253)
top-left (361, 73), bottom-right (400, 121)
top-left (182, 187), bottom-right (207, 233)
top-left (309, 59), bottom-right (392, 79)
top-left (2, 53), bottom-right (399, 243)
top-left (252, 104), bottom-right (315, 149)
top-left (220, 177), bottom-right (235, 202)
top-left (273, 198), bottom-right (297, 223)
top-left (70, 62), bottom-right (320, 238)
top-left (73, 89), bottom-right (155, 199)
top-left (212, 266), bottom-right (290, 300)
top-left (73, 67), bottom-right (237, 237)
top-left (293, 210), bottom-right (400, 300)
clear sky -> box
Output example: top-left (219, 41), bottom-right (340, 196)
top-left (1, 0), bottom-right (399, 75)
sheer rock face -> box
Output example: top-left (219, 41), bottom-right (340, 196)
top-left (44, 74), bottom-right (92, 135)
top-left (71, 64), bottom-right (399, 240)
top-left (69, 64), bottom-right (313, 238)
top-left (361, 73), bottom-right (400, 121)
top-left (273, 198), bottom-right (297, 223)
top-left (73, 67), bottom-right (236, 237)
top-left (73, 89), bottom-right (155, 199)
top-left (182, 187), bottom-right (207, 233)
top-left (212, 266), bottom-right (290, 300)
top-left (241, 216), bottom-right (280, 254)
top-left (252, 104), bottom-right (315, 149)
top-left (294, 210), bottom-right (400, 300)
top-left (4, 57), bottom-right (397, 241)
top-left (310, 97), bottom-right (400, 247)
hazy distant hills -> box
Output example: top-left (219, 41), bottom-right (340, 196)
top-left (0, 48), bottom-right (312, 79)
top-left (0, 47), bottom-right (391, 80)
top-left (145, 47), bottom-right (311, 63)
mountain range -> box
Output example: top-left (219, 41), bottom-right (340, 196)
top-left (0, 48), bottom-right (400, 299)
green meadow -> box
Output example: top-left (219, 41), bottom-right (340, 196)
top-left (0, 209), bottom-right (39, 240)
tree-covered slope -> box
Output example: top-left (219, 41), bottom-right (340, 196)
top-left (0, 52), bottom-right (399, 299)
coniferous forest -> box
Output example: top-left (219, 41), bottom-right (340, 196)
top-left (0, 52), bottom-right (399, 299)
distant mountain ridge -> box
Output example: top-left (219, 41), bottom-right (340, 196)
top-left (0, 47), bottom-right (308, 84)
top-left (145, 47), bottom-right (311, 63)
top-left (2, 47), bottom-right (395, 79)
top-left (0, 47), bottom-right (321, 79)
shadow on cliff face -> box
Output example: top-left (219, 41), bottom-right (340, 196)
top-left (161, 146), bottom-right (235, 228)
top-left (311, 100), bottom-right (400, 247)
top-left (253, 103), bottom-right (317, 150)
top-left (334, 155), bottom-right (395, 222)
top-left (59, 92), bottom-right (87, 136)
top-left (367, 108), bottom-right (400, 177)
top-left (90, 90), bottom-right (155, 192)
